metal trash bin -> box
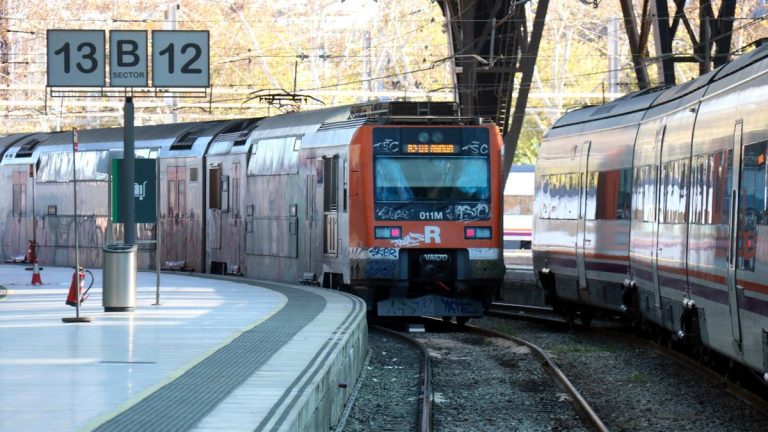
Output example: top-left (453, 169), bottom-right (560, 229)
top-left (102, 244), bottom-right (137, 312)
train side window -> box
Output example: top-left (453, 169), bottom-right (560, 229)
top-left (209, 166), bottom-right (221, 210)
top-left (324, 156), bottom-right (339, 212)
top-left (343, 160), bottom-right (348, 213)
top-left (593, 168), bottom-right (632, 220)
top-left (660, 159), bottom-right (688, 224)
top-left (714, 149), bottom-right (732, 225)
top-left (632, 165), bottom-right (655, 222)
top-left (12, 184), bottom-right (21, 216)
top-left (584, 171), bottom-right (597, 220)
top-left (169, 180), bottom-right (177, 216)
top-left (563, 173), bottom-right (579, 220)
top-left (738, 141), bottom-right (767, 271)
top-left (538, 175), bottom-right (551, 219)
top-left (178, 181), bottom-right (186, 217)
top-left (221, 176), bottom-right (230, 213)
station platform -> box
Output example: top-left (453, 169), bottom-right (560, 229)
top-left (0, 263), bottom-right (367, 432)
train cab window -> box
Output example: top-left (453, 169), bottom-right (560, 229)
top-left (738, 141), bottom-right (768, 271)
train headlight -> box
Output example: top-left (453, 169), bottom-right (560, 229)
top-left (375, 226), bottom-right (402, 239)
top-left (465, 226), bottom-right (492, 239)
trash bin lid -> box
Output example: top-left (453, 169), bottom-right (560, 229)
top-left (103, 244), bottom-right (138, 253)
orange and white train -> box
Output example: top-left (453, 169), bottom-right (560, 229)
top-left (0, 101), bottom-right (505, 319)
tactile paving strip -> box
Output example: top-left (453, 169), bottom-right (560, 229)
top-left (93, 283), bottom-right (326, 432)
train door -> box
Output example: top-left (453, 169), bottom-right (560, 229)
top-left (576, 141), bottom-right (591, 296)
top-left (324, 156), bottom-right (339, 256)
top-left (10, 170), bottom-right (29, 258)
top-left (167, 166), bottom-right (187, 267)
top-left (651, 125), bottom-right (666, 310)
top-left (727, 121), bottom-right (744, 350)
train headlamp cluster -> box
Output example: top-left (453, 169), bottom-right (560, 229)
top-left (375, 226), bottom-right (402, 239)
top-left (465, 226), bottom-right (492, 239)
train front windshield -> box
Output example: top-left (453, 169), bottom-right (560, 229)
top-left (375, 157), bottom-right (489, 201)
top-left (372, 126), bottom-right (492, 221)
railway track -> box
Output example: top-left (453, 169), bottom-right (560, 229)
top-left (423, 317), bottom-right (607, 431)
top-left (481, 303), bottom-right (768, 430)
top-left (369, 325), bottom-right (433, 432)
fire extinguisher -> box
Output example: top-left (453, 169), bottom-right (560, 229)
top-left (66, 267), bottom-right (94, 306)
top-left (26, 240), bottom-right (38, 263)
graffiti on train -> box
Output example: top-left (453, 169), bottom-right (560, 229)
top-left (368, 247), bottom-right (398, 259)
top-left (393, 226), bottom-right (441, 247)
top-left (365, 259), bottom-right (397, 278)
top-left (373, 139), bottom-right (400, 154)
top-left (460, 141), bottom-right (489, 155)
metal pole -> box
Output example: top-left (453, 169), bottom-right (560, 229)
top-left (63, 127), bottom-right (92, 323)
top-left (124, 97), bottom-right (135, 245)
top-left (154, 158), bottom-right (161, 306)
top-left (73, 129), bottom-right (80, 318)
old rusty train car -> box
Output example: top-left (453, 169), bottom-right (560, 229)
top-left (0, 101), bottom-right (505, 318)
top-left (533, 43), bottom-right (768, 378)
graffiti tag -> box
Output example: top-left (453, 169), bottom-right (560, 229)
top-left (369, 247), bottom-right (398, 259)
top-left (376, 206), bottom-right (412, 220)
top-left (373, 139), bottom-right (400, 154)
top-left (452, 203), bottom-right (490, 220)
top-left (461, 141), bottom-right (489, 155)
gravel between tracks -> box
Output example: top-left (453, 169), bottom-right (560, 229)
top-left (344, 327), bottom-right (588, 431)
top-left (343, 331), bottom-right (422, 431)
top-left (475, 315), bottom-right (768, 431)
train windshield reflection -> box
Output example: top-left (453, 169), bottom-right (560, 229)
top-left (374, 157), bottom-right (489, 202)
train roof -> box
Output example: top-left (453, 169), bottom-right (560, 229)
top-left (548, 43), bottom-right (768, 137)
top-left (206, 118), bottom-right (262, 156)
top-left (549, 88), bottom-right (664, 131)
top-left (0, 121), bottom-right (237, 165)
top-left (248, 106), bottom-right (351, 142)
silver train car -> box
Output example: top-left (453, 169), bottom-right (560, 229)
top-left (1, 102), bottom-right (505, 318)
top-left (533, 43), bottom-right (768, 378)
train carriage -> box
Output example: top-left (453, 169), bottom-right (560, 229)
top-left (0, 101), bottom-right (505, 319)
top-left (0, 133), bottom-right (44, 262)
top-left (205, 118), bottom-right (262, 276)
top-left (533, 43), bottom-right (768, 376)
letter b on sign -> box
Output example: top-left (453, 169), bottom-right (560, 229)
top-left (109, 30), bottom-right (147, 87)
top-left (117, 40), bottom-right (140, 67)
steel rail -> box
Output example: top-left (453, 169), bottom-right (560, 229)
top-left (370, 325), bottom-right (433, 432)
top-left (461, 322), bottom-right (608, 432)
top-left (491, 302), bottom-right (768, 419)
top-left (597, 327), bottom-right (768, 418)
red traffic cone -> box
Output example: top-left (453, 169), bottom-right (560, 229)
top-left (65, 269), bottom-right (84, 307)
top-left (31, 260), bottom-right (43, 285)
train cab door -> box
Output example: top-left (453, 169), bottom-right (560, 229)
top-left (726, 121), bottom-right (744, 350)
top-left (651, 125), bottom-right (666, 311)
top-left (576, 141), bottom-right (591, 296)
